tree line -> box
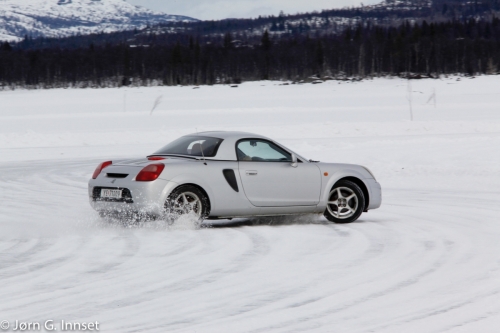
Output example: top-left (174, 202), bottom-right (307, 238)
top-left (9, 0), bottom-right (499, 52)
top-left (0, 17), bottom-right (499, 89)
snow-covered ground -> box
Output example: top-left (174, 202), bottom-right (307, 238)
top-left (0, 76), bottom-right (499, 332)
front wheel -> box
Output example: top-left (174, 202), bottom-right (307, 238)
top-left (324, 180), bottom-right (365, 224)
top-left (164, 185), bottom-right (210, 225)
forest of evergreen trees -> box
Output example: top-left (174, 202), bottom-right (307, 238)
top-left (0, 17), bottom-right (499, 89)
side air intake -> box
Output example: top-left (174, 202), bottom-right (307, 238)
top-left (222, 169), bottom-right (239, 192)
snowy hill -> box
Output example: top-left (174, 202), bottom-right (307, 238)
top-left (0, 0), bottom-right (197, 42)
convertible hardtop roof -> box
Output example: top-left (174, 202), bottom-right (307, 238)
top-left (178, 131), bottom-right (284, 161)
top-left (185, 131), bottom-right (268, 140)
top-left (178, 131), bottom-right (308, 162)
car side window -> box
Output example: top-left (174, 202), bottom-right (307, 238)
top-left (237, 139), bottom-right (292, 162)
top-left (154, 136), bottom-right (223, 157)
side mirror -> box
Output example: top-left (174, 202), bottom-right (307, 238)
top-left (291, 153), bottom-right (298, 168)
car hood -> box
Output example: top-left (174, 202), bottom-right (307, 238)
top-left (316, 162), bottom-right (375, 180)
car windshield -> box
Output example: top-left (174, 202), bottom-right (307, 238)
top-left (153, 136), bottom-right (223, 158)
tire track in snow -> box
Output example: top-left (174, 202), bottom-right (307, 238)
top-left (1, 158), bottom-right (500, 332)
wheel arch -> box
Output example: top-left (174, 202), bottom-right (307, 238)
top-left (170, 183), bottom-right (212, 212)
top-left (332, 177), bottom-right (370, 211)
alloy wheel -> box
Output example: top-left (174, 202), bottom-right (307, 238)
top-left (172, 191), bottom-right (203, 216)
top-left (326, 187), bottom-right (359, 220)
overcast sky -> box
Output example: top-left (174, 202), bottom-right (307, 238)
top-left (126, 0), bottom-right (373, 21)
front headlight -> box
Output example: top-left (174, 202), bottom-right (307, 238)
top-left (363, 167), bottom-right (376, 180)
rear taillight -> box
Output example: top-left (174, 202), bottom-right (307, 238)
top-left (148, 156), bottom-right (166, 161)
top-left (92, 161), bottom-right (112, 179)
top-left (136, 163), bottom-right (165, 182)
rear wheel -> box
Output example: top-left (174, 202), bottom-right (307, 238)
top-left (324, 180), bottom-right (365, 224)
top-left (164, 185), bottom-right (210, 224)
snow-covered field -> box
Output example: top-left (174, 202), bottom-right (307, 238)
top-left (1, 77), bottom-right (499, 332)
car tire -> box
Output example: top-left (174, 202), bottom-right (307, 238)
top-left (164, 185), bottom-right (210, 224)
top-left (324, 180), bottom-right (365, 224)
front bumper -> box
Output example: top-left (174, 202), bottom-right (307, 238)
top-left (365, 178), bottom-right (382, 210)
top-left (88, 178), bottom-right (175, 216)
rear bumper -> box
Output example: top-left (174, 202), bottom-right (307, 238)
top-left (88, 178), bottom-right (175, 216)
top-left (365, 178), bottom-right (382, 210)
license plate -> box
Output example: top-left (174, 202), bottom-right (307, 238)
top-left (100, 189), bottom-right (123, 199)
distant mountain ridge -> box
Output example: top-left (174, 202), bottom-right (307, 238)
top-left (0, 0), bottom-right (197, 41)
top-left (143, 0), bottom-right (498, 42)
top-left (2, 0), bottom-right (498, 44)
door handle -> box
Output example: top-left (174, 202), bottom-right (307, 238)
top-left (246, 170), bottom-right (258, 176)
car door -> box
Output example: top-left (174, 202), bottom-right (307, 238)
top-left (237, 139), bottom-right (321, 207)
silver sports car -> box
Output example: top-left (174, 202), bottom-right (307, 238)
top-left (88, 131), bottom-right (381, 224)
